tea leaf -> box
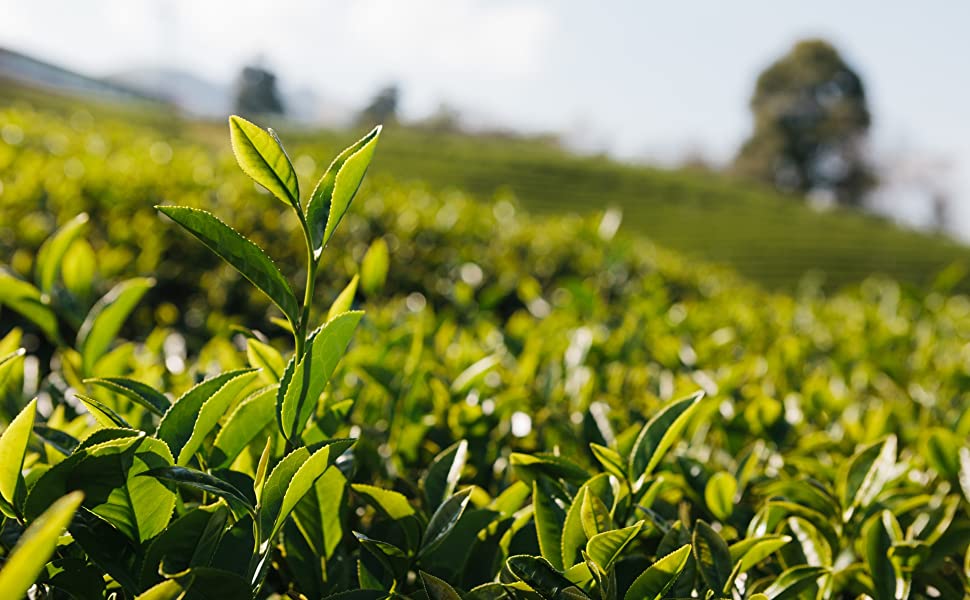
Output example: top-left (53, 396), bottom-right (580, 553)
top-left (0, 273), bottom-right (61, 343)
top-left (705, 472), bottom-right (737, 521)
top-left (0, 398), bottom-right (36, 515)
top-left (77, 277), bottom-right (154, 375)
top-left (420, 570), bottom-right (463, 600)
top-left (360, 238), bottom-right (389, 296)
top-left (228, 115), bottom-right (300, 211)
top-left (585, 520), bottom-right (643, 571)
top-left (0, 491), bottom-right (83, 599)
top-left (628, 391), bottom-right (703, 489)
top-left (279, 311), bottom-right (362, 441)
top-left (624, 543), bottom-right (691, 600)
top-left (420, 487), bottom-right (472, 557)
top-left (140, 465), bottom-right (255, 515)
top-left (36, 212), bottom-right (89, 294)
top-left (85, 377), bottom-right (170, 416)
top-left (692, 520), bottom-right (732, 595)
top-left (306, 126), bottom-right (382, 255)
top-left (156, 206), bottom-right (299, 326)
top-left (422, 439), bottom-right (468, 511)
top-left (156, 368), bottom-right (258, 465)
top-left (328, 275), bottom-right (359, 321)
top-left (211, 387), bottom-right (277, 469)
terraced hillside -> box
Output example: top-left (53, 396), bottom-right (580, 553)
top-left (2, 84), bottom-right (969, 293)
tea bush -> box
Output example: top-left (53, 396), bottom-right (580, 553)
top-left (0, 113), bottom-right (969, 598)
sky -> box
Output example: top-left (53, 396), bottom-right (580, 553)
top-left (3, 0), bottom-right (970, 235)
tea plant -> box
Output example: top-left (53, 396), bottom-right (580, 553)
top-left (0, 116), bottom-right (387, 598)
top-left (0, 112), bottom-right (969, 599)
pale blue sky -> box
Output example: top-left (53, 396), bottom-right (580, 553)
top-left (3, 1), bottom-right (969, 233)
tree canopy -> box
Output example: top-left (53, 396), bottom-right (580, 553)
top-left (233, 64), bottom-right (285, 118)
top-left (734, 39), bottom-right (874, 206)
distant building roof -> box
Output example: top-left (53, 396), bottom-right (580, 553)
top-left (0, 46), bottom-right (170, 106)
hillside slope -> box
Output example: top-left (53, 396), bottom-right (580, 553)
top-left (2, 83), bottom-right (969, 293)
top-left (276, 125), bottom-right (970, 292)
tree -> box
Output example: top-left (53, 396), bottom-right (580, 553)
top-left (734, 39), bottom-right (875, 206)
top-left (233, 64), bottom-right (284, 117)
top-left (358, 84), bottom-right (399, 126)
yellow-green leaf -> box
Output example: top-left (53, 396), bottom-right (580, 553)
top-left (229, 115), bottom-right (300, 210)
top-left (306, 126), bottom-right (382, 256)
top-left (624, 544), bottom-right (692, 600)
top-left (0, 398), bottom-right (36, 514)
top-left (76, 277), bottom-right (154, 376)
top-left (0, 491), bottom-right (83, 598)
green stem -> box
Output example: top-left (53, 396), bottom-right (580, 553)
top-left (294, 209), bottom-right (317, 359)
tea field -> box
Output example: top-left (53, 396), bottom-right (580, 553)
top-left (0, 100), bottom-right (968, 599)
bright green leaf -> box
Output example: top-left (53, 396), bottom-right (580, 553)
top-left (628, 391), bottom-right (703, 490)
top-left (306, 126), bottom-right (382, 255)
top-left (174, 370), bottom-right (260, 465)
top-left (36, 212), bottom-right (89, 294)
top-left (0, 272), bottom-right (61, 343)
top-left (0, 398), bottom-right (36, 515)
top-left (360, 238), bottom-right (389, 296)
top-left (328, 275), bottom-right (359, 322)
top-left (0, 491), bottom-right (83, 599)
top-left (156, 369), bottom-right (257, 463)
top-left (705, 472), bottom-right (737, 521)
top-left (228, 115), bottom-right (300, 210)
top-left (585, 520), bottom-right (643, 571)
top-left (279, 311), bottom-right (362, 441)
top-left (624, 543), bottom-right (691, 600)
top-left (76, 277), bottom-right (154, 375)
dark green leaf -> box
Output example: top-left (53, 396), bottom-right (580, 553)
top-left (140, 465), bottom-right (254, 515)
top-left (85, 377), bottom-right (170, 416)
top-left (628, 391), bottom-right (703, 490)
top-left (420, 487), bottom-right (472, 556)
top-left (506, 555), bottom-right (587, 599)
top-left (692, 520), bottom-right (732, 596)
top-left (156, 206), bottom-right (299, 325)
top-left (838, 435), bottom-right (896, 520)
top-left (422, 439), bottom-right (469, 511)
top-left (76, 393), bottom-right (131, 429)
top-left (420, 570), bottom-right (463, 600)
